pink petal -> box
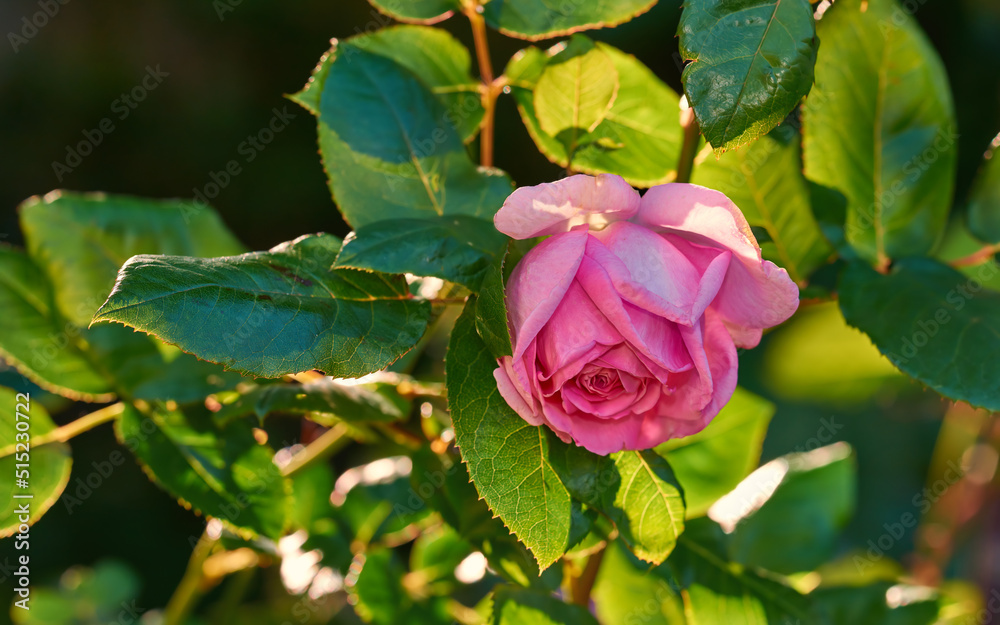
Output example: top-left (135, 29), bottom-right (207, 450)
top-left (592, 221), bottom-right (729, 324)
top-left (636, 183), bottom-right (800, 347)
top-left (494, 174), bottom-right (640, 239)
top-left (541, 398), bottom-right (643, 455)
top-left (506, 228), bottom-right (589, 360)
top-left (494, 361), bottom-right (543, 426)
top-left (634, 310), bottom-right (739, 449)
top-left (535, 282), bottom-right (623, 378)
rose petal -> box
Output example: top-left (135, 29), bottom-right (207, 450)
top-left (634, 310), bottom-right (739, 448)
top-left (494, 362), bottom-right (543, 426)
top-left (506, 228), bottom-right (590, 360)
top-left (636, 183), bottom-right (800, 347)
top-left (535, 282), bottom-right (623, 377)
top-left (494, 174), bottom-right (640, 239)
top-left (592, 221), bottom-right (729, 324)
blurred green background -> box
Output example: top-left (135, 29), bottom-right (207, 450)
top-left (1, 0), bottom-right (999, 622)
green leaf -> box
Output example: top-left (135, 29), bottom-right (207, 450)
top-left (213, 379), bottom-right (407, 424)
top-left (296, 34), bottom-right (512, 228)
top-left (483, 0), bottom-right (656, 41)
top-left (592, 542), bottom-right (685, 625)
top-left (0, 388), bottom-right (72, 537)
top-left (492, 586), bottom-right (600, 625)
top-left (11, 561), bottom-right (141, 625)
top-left (665, 518), bottom-right (817, 625)
top-left (967, 133), bottom-right (1000, 244)
top-left (803, 0), bottom-right (957, 266)
top-left (691, 125), bottom-right (832, 282)
top-left (811, 583), bottom-right (941, 625)
top-left (657, 387), bottom-right (774, 518)
top-left (552, 445), bottom-right (686, 564)
top-left (20, 191), bottom-right (244, 326)
top-left (678, 0), bottom-right (817, 152)
top-left (839, 257), bottom-right (1000, 411)
top-left (336, 216), bottom-right (508, 290)
top-left (116, 403), bottom-right (291, 539)
top-left (447, 300), bottom-right (572, 571)
top-left (726, 443), bottom-right (856, 574)
top-left (475, 247), bottom-right (514, 358)
top-left (764, 301), bottom-right (904, 405)
top-left (367, 0), bottom-right (460, 25)
top-left (0, 247), bottom-right (237, 403)
top-left (410, 524), bottom-right (475, 584)
top-left (0, 246), bottom-right (113, 401)
top-left (92, 234), bottom-right (431, 379)
top-left (507, 40), bottom-right (682, 187)
top-left (533, 36), bottom-right (619, 152)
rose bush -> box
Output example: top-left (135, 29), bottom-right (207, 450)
top-left (493, 174), bottom-right (801, 455)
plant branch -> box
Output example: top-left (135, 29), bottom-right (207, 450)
top-left (569, 546), bottom-right (606, 606)
top-left (281, 422), bottom-right (351, 477)
top-left (0, 401), bottom-right (125, 458)
top-left (163, 529), bottom-right (218, 625)
top-left (950, 242), bottom-right (1000, 268)
top-left (464, 2), bottom-right (502, 168)
top-left (676, 104), bottom-right (700, 184)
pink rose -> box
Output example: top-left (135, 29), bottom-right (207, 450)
top-left (492, 174), bottom-right (800, 455)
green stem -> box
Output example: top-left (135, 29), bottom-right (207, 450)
top-left (0, 401), bottom-right (124, 458)
top-left (676, 105), bottom-right (701, 184)
top-left (163, 530), bottom-right (218, 625)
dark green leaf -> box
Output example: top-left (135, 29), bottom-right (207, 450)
top-left (0, 248), bottom-right (237, 403)
top-left (93, 234), bottom-right (431, 379)
top-left (367, 0), bottom-right (460, 25)
top-left (665, 518), bottom-right (817, 625)
top-left (483, 0), bottom-right (656, 41)
top-left (19, 191), bottom-right (243, 326)
top-left (533, 36), bottom-right (619, 153)
top-left (410, 524), bottom-right (475, 584)
top-left (213, 379), bottom-right (407, 424)
top-left (0, 387), bottom-right (71, 537)
top-left (552, 445), bottom-right (685, 564)
top-left (350, 547), bottom-right (454, 625)
top-left (839, 257), bottom-right (1000, 411)
top-left (447, 300), bottom-right (572, 571)
top-left (727, 443), bottom-right (856, 574)
top-left (691, 126), bottom-right (832, 282)
top-left (336, 216), bottom-right (508, 290)
top-left (0, 246), bottom-right (113, 401)
top-left (507, 39), bottom-right (682, 187)
top-left (967, 133), bottom-right (1000, 244)
top-left (475, 249), bottom-right (514, 358)
top-left (492, 586), bottom-right (600, 625)
top-left (678, 0), bottom-right (817, 151)
top-left (803, 0), bottom-right (957, 266)
top-left (811, 583), bottom-right (941, 625)
top-left (116, 404), bottom-right (292, 539)
top-left (295, 35), bottom-right (512, 228)
top-left (657, 387), bottom-right (774, 518)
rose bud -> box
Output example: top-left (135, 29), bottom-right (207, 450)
top-left (492, 174), bottom-right (800, 455)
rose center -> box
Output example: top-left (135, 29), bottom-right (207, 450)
top-left (578, 366), bottom-right (621, 397)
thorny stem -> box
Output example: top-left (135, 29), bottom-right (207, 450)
top-left (676, 105), bottom-right (701, 184)
top-left (0, 402), bottom-right (125, 458)
top-left (950, 242), bottom-right (1000, 268)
